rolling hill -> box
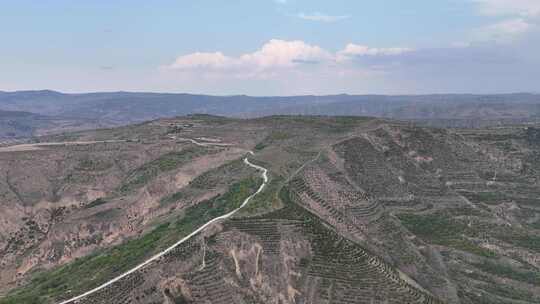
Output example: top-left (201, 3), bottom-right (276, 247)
top-left (0, 115), bottom-right (539, 303)
top-left (1, 91), bottom-right (540, 137)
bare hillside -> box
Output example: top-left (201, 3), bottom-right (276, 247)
top-left (0, 115), bottom-right (539, 304)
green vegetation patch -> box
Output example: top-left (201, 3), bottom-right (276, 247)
top-left (443, 206), bottom-right (483, 217)
top-left (398, 213), bottom-right (495, 257)
top-left (188, 176), bottom-right (262, 221)
top-left (458, 191), bottom-right (507, 205)
top-left (480, 283), bottom-right (540, 302)
top-left (236, 175), bottom-right (284, 216)
top-left (255, 131), bottom-right (292, 151)
top-left (1, 176), bottom-right (262, 304)
top-left (189, 159), bottom-right (245, 190)
top-left (398, 213), bottom-right (467, 240)
top-left (76, 158), bottom-right (112, 171)
top-left (494, 230), bottom-right (540, 252)
top-left (0, 221), bottom-right (173, 304)
top-left (473, 260), bottom-right (540, 285)
top-left (530, 220), bottom-right (540, 230)
top-left (159, 191), bottom-right (186, 206)
top-left (254, 142), bottom-right (267, 151)
top-left (512, 196), bottom-right (540, 207)
top-left (265, 115), bottom-right (368, 129)
top-left (119, 147), bottom-right (209, 193)
top-left (84, 198), bottom-right (108, 209)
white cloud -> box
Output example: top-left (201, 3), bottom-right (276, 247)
top-left (297, 12), bottom-right (350, 23)
top-left (169, 39), bottom-right (332, 73)
top-left (168, 40), bottom-right (418, 76)
top-left (474, 18), bottom-right (534, 42)
top-left (169, 52), bottom-right (232, 69)
top-left (467, 1), bottom-right (539, 44)
top-left (169, 40), bottom-right (414, 73)
top-left (239, 39), bottom-right (332, 69)
top-left (337, 44), bottom-right (413, 62)
top-left (274, 0), bottom-right (287, 4)
top-left (339, 44), bottom-right (413, 56)
top-left (474, 0), bottom-right (540, 17)
top-left (167, 40), bottom-right (417, 83)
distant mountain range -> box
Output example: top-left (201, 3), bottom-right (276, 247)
top-left (1, 90), bottom-right (539, 139)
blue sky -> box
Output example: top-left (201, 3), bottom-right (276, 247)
top-left (1, 0), bottom-right (539, 95)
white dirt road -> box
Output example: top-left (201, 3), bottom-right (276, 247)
top-left (56, 152), bottom-right (268, 304)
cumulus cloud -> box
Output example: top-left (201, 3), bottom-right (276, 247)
top-left (167, 40), bottom-right (418, 79)
top-left (169, 39), bottom-right (333, 73)
top-left (169, 52), bottom-right (232, 69)
top-left (239, 39), bottom-right (332, 68)
top-left (297, 12), bottom-right (350, 23)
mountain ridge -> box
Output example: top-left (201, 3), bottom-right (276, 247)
top-left (1, 91), bottom-right (539, 136)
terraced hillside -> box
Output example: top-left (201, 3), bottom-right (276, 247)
top-left (0, 115), bottom-right (539, 303)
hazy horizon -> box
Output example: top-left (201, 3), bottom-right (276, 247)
top-left (1, 89), bottom-right (539, 98)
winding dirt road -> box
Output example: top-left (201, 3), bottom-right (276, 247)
top-left (57, 152), bottom-right (268, 304)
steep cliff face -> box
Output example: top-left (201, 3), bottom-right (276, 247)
top-left (1, 116), bottom-right (539, 304)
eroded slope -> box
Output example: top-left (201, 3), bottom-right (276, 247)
top-left (1, 116), bottom-right (539, 304)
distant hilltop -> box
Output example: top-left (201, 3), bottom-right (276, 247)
top-left (0, 90), bottom-right (539, 140)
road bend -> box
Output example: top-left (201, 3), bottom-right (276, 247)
top-left (57, 152), bottom-right (268, 304)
